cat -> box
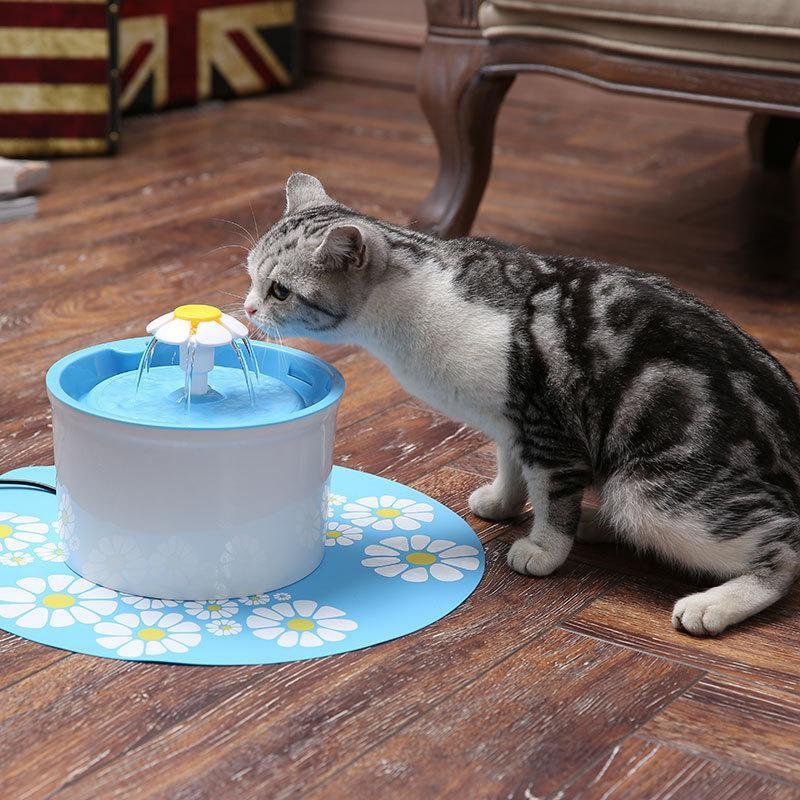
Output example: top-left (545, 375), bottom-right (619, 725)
top-left (243, 172), bottom-right (800, 636)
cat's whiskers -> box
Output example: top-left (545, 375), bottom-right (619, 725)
top-left (213, 217), bottom-right (257, 248)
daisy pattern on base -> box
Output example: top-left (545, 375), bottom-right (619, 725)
top-left (328, 493), bottom-right (347, 506)
top-left (362, 534), bottom-right (480, 583)
top-left (35, 542), bottom-right (69, 562)
top-left (273, 592), bottom-right (292, 601)
top-left (247, 600), bottom-right (357, 648)
top-left (237, 592), bottom-right (270, 606)
top-left (120, 595), bottom-right (179, 611)
top-left (94, 610), bottom-right (201, 658)
top-left (0, 552), bottom-right (34, 568)
top-left (324, 522), bottom-right (363, 547)
top-left (184, 599), bottom-right (238, 620)
top-left (53, 487), bottom-right (75, 540)
top-left (206, 619), bottom-right (242, 636)
top-left (0, 574), bottom-right (117, 628)
top-left (342, 495), bottom-right (434, 532)
top-left (0, 513), bottom-right (48, 553)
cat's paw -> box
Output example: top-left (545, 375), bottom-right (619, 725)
top-left (507, 538), bottom-right (562, 577)
top-left (672, 592), bottom-right (733, 637)
top-left (468, 484), bottom-right (523, 521)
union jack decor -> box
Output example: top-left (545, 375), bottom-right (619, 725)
top-left (0, 0), bottom-right (119, 157)
top-left (119, 0), bottom-right (297, 113)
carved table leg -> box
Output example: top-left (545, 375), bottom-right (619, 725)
top-left (748, 114), bottom-right (800, 171)
top-left (411, 35), bottom-right (513, 238)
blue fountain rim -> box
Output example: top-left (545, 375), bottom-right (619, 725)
top-left (45, 337), bottom-right (345, 432)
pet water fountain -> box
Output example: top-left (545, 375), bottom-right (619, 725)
top-left (45, 304), bottom-right (344, 600)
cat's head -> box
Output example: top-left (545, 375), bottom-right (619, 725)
top-left (244, 173), bottom-right (387, 340)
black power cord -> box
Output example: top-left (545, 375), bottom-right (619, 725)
top-left (0, 479), bottom-right (57, 494)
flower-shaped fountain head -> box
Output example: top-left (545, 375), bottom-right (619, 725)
top-left (146, 304), bottom-right (250, 396)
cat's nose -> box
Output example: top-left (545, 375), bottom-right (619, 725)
top-left (244, 304), bottom-right (257, 317)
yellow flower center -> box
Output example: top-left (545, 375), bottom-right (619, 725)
top-left (207, 603), bottom-right (222, 612)
top-left (174, 304), bottom-right (221, 323)
top-left (376, 508), bottom-right (401, 519)
top-left (42, 592), bottom-right (76, 609)
top-left (138, 627), bottom-right (167, 641)
top-left (0, 524), bottom-right (13, 538)
top-left (326, 530), bottom-right (341, 538)
top-left (286, 617), bottom-right (314, 631)
top-left (406, 552), bottom-right (436, 566)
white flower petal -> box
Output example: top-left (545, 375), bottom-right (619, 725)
top-left (49, 608), bottom-right (75, 628)
top-left (161, 638), bottom-right (189, 654)
top-left (249, 607), bottom-right (283, 623)
top-left (97, 635), bottom-right (130, 650)
top-left (361, 556), bottom-right (400, 568)
top-left (410, 534), bottom-right (431, 551)
top-left (66, 578), bottom-right (93, 594)
top-left (276, 630), bottom-right (299, 648)
top-left (438, 544), bottom-right (478, 559)
top-left (15, 523), bottom-right (49, 534)
top-left (16, 607), bottom-right (49, 628)
top-left (70, 605), bottom-right (100, 625)
top-left (380, 536), bottom-right (410, 552)
top-left (400, 567), bottom-right (429, 583)
top-left (392, 499), bottom-right (416, 509)
top-left (299, 631), bottom-right (324, 647)
top-left (0, 586), bottom-right (36, 605)
top-left (80, 600), bottom-right (117, 618)
top-left (0, 512), bottom-right (14, 522)
top-left (251, 625), bottom-right (281, 640)
top-left (154, 317), bottom-right (191, 345)
top-left (292, 600), bottom-right (317, 618)
top-left (316, 618), bottom-right (357, 632)
top-left (94, 621), bottom-right (133, 636)
top-left (429, 563), bottom-right (464, 582)
top-left (375, 563), bottom-right (409, 577)
top-left (159, 612), bottom-right (184, 629)
top-left (169, 632), bottom-right (201, 647)
top-left (9, 515), bottom-right (37, 524)
top-left (115, 613), bottom-right (141, 628)
top-left (195, 320), bottom-right (232, 346)
top-left (378, 495), bottom-right (397, 508)
top-left (393, 516), bottom-right (421, 531)
top-left (140, 610), bottom-right (162, 627)
top-left (317, 627), bottom-right (345, 642)
top-left (146, 310), bottom-right (175, 334)
top-left (441, 556), bottom-right (480, 571)
top-left (313, 605), bottom-right (345, 620)
top-left (220, 313), bottom-right (248, 338)
top-left (371, 519), bottom-right (395, 531)
top-left (118, 639), bottom-right (145, 658)
top-left (427, 539), bottom-right (457, 553)
top-left (17, 576), bottom-right (46, 594)
top-left (272, 602), bottom-right (294, 618)
top-left (363, 544), bottom-right (400, 557)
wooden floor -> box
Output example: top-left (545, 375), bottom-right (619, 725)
top-left (3, 75), bottom-right (800, 799)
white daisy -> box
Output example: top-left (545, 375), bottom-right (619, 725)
top-left (328, 493), bottom-right (347, 506)
top-left (53, 488), bottom-right (75, 541)
top-left (94, 610), bottom-right (201, 658)
top-left (324, 522), bottom-right (363, 547)
top-left (34, 542), bottom-right (69, 562)
top-left (0, 512), bottom-right (48, 553)
top-left (0, 552), bottom-right (34, 567)
top-left (342, 495), bottom-right (434, 532)
top-left (273, 592), bottom-right (292, 601)
top-left (184, 599), bottom-right (238, 620)
top-left (206, 619), bottom-right (242, 636)
top-left (237, 592), bottom-right (270, 606)
top-left (120, 594), bottom-right (179, 611)
top-left (361, 534), bottom-right (480, 583)
top-left (0, 574), bottom-right (117, 628)
top-left (246, 600), bottom-right (357, 648)
top-left (83, 536), bottom-right (147, 587)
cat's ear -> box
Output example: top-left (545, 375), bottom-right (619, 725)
top-left (315, 225), bottom-right (366, 271)
top-left (284, 172), bottom-right (334, 215)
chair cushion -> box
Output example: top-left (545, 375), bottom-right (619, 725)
top-left (480, 0), bottom-right (800, 73)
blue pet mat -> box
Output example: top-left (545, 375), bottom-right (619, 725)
top-left (0, 466), bottom-right (484, 664)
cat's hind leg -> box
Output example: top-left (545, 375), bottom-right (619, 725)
top-left (507, 464), bottom-right (589, 576)
top-left (673, 553), bottom-right (798, 637)
top-left (469, 442), bottom-right (527, 521)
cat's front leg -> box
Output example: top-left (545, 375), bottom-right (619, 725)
top-left (507, 465), bottom-right (586, 576)
top-left (468, 442), bottom-right (527, 521)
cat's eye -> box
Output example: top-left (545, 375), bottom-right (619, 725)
top-left (269, 281), bottom-right (291, 301)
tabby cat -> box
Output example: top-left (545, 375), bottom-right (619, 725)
top-left (244, 173), bottom-right (800, 636)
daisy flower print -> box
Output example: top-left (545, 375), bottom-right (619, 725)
top-left (362, 534), bottom-right (480, 583)
top-left (342, 495), bottom-right (433, 532)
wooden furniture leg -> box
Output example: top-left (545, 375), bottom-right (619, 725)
top-left (411, 35), bottom-right (513, 238)
top-left (748, 114), bottom-right (800, 171)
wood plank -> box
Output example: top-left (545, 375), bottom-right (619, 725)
top-left (303, 628), bottom-right (700, 800)
top-left (333, 401), bottom-right (487, 483)
top-left (556, 735), bottom-right (800, 800)
top-left (641, 675), bottom-right (800, 785)
top-left (22, 553), bottom-right (614, 799)
top-left (564, 578), bottom-right (800, 691)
